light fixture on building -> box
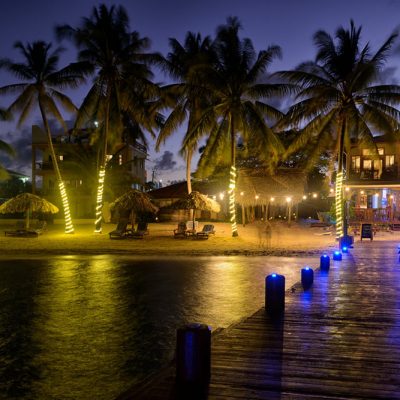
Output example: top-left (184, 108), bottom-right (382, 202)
top-left (360, 190), bottom-right (365, 194)
top-left (286, 197), bottom-right (292, 203)
top-left (270, 197), bottom-right (275, 202)
top-left (312, 193), bottom-right (317, 198)
top-left (219, 192), bottom-right (224, 201)
top-left (345, 187), bottom-right (350, 192)
top-left (255, 195), bottom-right (259, 200)
top-left (302, 195), bottom-right (307, 200)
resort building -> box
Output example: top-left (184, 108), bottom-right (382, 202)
top-left (31, 125), bottom-right (148, 218)
top-left (345, 135), bottom-right (400, 225)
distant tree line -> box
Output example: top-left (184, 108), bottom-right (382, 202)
top-left (0, 4), bottom-right (400, 237)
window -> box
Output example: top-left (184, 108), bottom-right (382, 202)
top-left (351, 156), bottom-right (361, 173)
top-left (386, 155), bottom-right (395, 167)
top-left (362, 148), bottom-right (384, 156)
top-left (363, 159), bottom-right (372, 170)
top-left (59, 155), bottom-right (64, 161)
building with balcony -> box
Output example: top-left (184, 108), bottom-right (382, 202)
top-left (32, 125), bottom-right (148, 218)
top-left (345, 134), bottom-right (400, 225)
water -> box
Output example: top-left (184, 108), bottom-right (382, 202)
top-left (0, 255), bottom-right (317, 399)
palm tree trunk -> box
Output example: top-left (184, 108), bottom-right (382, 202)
top-left (186, 148), bottom-right (194, 223)
top-left (39, 101), bottom-right (74, 234)
top-left (335, 118), bottom-right (346, 240)
top-left (229, 115), bottom-right (238, 237)
top-left (94, 92), bottom-right (111, 233)
top-left (186, 148), bottom-right (192, 194)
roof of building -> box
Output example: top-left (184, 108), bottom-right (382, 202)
top-left (6, 169), bottom-right (30, 179)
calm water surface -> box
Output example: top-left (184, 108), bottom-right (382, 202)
top-left (0, 255), bottom-right (317, 399)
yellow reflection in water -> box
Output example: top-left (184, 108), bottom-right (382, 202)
top-left (30, 255), bottom-right (124, 400)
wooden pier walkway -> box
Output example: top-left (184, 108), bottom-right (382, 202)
top-left (117, 241), bottom-right (400, 399)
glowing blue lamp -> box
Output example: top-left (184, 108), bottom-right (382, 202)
top-left (342, 246), bottom-right (348, 253)
top-left (333, 250), bottom-right (342, 261)
top-left (320, 254), bottom-right (330, 271)
top-left (301, 266), bottom-right (314, 289)
top-left (265, 273), bottom-right (285, 317)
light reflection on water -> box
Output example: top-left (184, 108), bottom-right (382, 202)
top-left (0, 255), bottom-right (316, 400)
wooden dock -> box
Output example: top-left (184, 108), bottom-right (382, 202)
top-left (117, 241), bottom-right (400, 399)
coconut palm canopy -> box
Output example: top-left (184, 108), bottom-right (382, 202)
top-left (110, 189), bottom-right (158, 214)
top-left (237, 168), bottom-right (306, 206)
top-left (170, 191), bottom-right (219, 212)
top-left (0, 193), bottom-right (59, 214)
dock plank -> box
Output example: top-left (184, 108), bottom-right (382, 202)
top-left (117, 242), bottom-right (400, 399)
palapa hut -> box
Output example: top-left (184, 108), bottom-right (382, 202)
top-left (236, 168), bottom-right (306, 225)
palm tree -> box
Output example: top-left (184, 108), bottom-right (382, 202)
top-left (0, 41), bottom-right (87, 233)
top-left (57, 3), bottom-right (160, 233)
top-left (156, 32), bottom-right (215, 195)
top-left (189, 17), bottom-right (286, 236)
top-left (0, 110), bottom-right (15, 180)
top-left (277, 21), bottom-right (400, 239)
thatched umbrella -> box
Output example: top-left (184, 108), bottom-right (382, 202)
top-left (0, 193), bottom-right (59, 228)
top-left (110, 189), bottom-right (158, 218)
top-left (170, 191), bottom-right (219, 229)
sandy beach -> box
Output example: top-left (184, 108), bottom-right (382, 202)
top-left (0, 219), bottom-right (351, 256)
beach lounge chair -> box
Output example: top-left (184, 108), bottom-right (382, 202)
top-left (109, 219), bottom-right (131, 239)
top-left (128, 221), bottom-right (149, 239)
top-left (195, 224), bottom-right (215, 240)
top-left (174, 222), bottom-right (188, 238)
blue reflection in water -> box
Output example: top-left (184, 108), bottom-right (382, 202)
top-left (0, 255), bottom-right (314, 400)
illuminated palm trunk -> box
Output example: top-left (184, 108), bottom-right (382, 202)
top-left (94, 165), bottom-right (106, 232)
top-left (39, 103), bottom-right (74, 234)
top-left (94, 90), bottom-right (111, 233)
top-left (335, 171), bottom-right (343, 239)
top-left (335, 118), bottom-right (346, 240)
top-left (229, 164), bottom-right (238, 236)
top-left (230, 116), bottom-right (238, 237)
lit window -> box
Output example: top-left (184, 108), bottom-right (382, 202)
top-left (59, 155), bottom-right (64, 161)
top-left (362, 148), bottom-right (384, 156)
top-left (351, 156), bottom-right (361, 172)
top-left (363, 160), bottom-right (372, 170)
top-left (386, 155), bottom-right (395, 167)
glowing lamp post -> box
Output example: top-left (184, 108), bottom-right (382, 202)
top-left (301, 267), bottom-right (314, 289)
top-left (176, 323), bottom-right (211, 391)
top-left (265, 273), bottom-right (285, 316)
top-left (320, 254), bottom-right (330, 271)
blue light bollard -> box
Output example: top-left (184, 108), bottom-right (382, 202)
top-left (333, 250), bottom-right (342, 261)
top-left (342, 245), bottom-right (349, 253)
top-left (265, 273), bottom-right (285, 316)
top-left (320, 254), bottom-right (330, 271)
top-left (301, 267), bottom-right (314, 289)
top-left (176, 323), bottom-right (211, 390)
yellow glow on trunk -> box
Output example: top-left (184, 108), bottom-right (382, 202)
top-left (58, 181), bottom-right (74, 234)
top-left (335, 171), bottom-right (343, 239)
top-left (229, 165), bottom-right (238, 237)
top-left (94, 166), bottom-right (106, 233)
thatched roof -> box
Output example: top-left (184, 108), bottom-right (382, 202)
top-left (110, 189), bottom-right (158, 214)
top-left (0, 193), bottom-right (59, 214)
top-left (236, 168), bottom-right (306, 206)
top-left (170, 191), bottom-right (220, 212)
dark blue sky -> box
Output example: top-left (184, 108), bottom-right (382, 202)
top-left (1, 0), bottom-right (400, 182)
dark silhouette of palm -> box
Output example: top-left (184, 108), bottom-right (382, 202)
top-left (277, 21), bottom-right (400, 238)
top-left (0, 41), bottom-right (87, 233)
top-left (156, 32), bottom-right (215, 194)
top-left (57, 3), bottom-right (160, 232)
top-left (191, 17), bottom-right (286, 236)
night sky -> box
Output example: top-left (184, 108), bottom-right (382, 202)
top-left (1, 0), bottom-right (400, 183)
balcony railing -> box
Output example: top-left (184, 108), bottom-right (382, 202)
top-left (349, 167), bottom-right (398, 181)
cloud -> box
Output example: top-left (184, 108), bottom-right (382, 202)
top-left (154, 150), bottom-right (177, 171)
top-left (0, 127), bottom-right (32, 177)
